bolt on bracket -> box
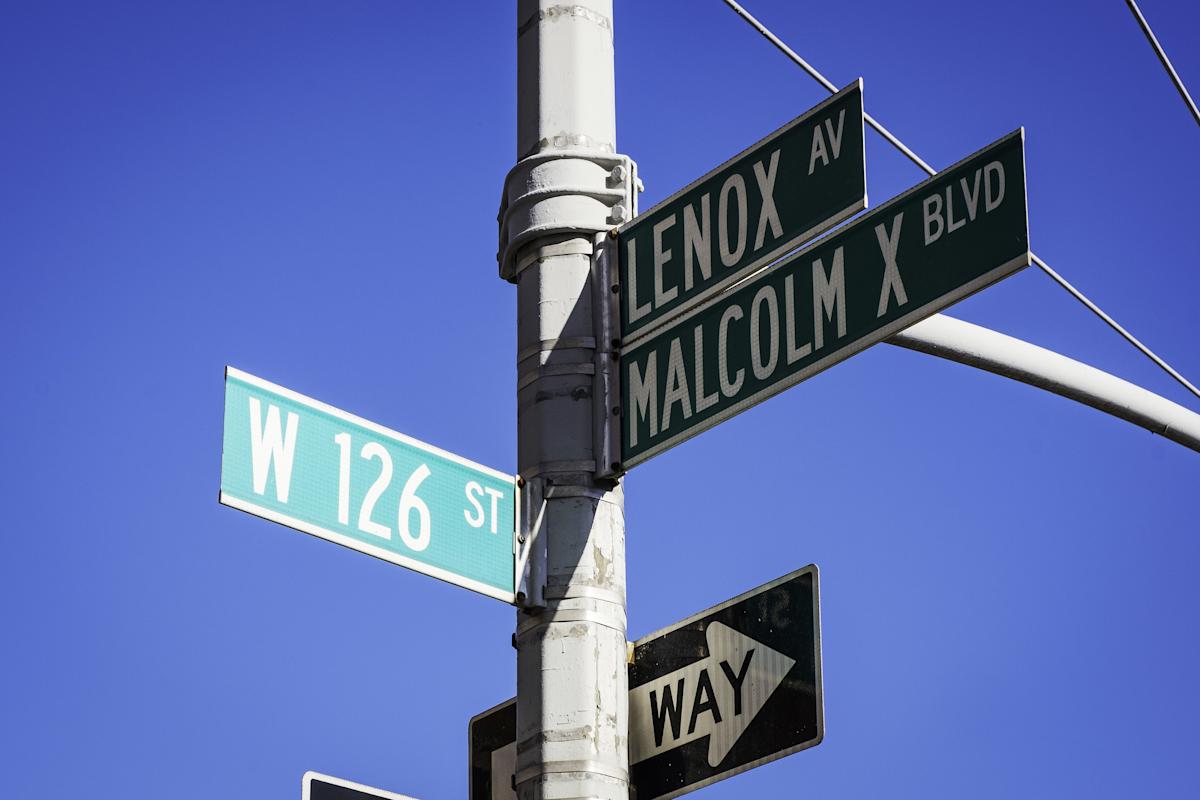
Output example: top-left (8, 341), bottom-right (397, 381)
top-left (497, 150), bottom-right (640, 283)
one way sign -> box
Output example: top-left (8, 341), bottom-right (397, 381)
top-left (629, 565), bottom-right (822, 799)
top-left (469, 566), bottom-right (821, 800)
top-left (629, 622), bottom-right (796, 769)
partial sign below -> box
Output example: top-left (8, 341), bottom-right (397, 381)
top-left (617, 80), bottom-right (866, 342)
top-left (619, 129), bottom-right (1030, 468)
top-left (220, 367), bottom-right (518, 603)
top-left (470, 566), bottom-right (822, 800)
top-left (469, 699), bottom-right (517, 800)
top-left (303, 771), bottom-right (417, 800)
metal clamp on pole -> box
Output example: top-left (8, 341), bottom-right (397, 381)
top-left (498, 151), bottom-right (640, 282)
top-left (515, 477), bottom-right (548, 609)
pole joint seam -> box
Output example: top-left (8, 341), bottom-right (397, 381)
top-left (517, 362), bottom-right (596, 391)
top-left (517, 337), bottom-right (598, 364)
top-left (516, 606), bottom-right (627, 639)
top-left (541, 583), bottom-right (626, 604)
top-left (515, 760), bottom-right (630, 786)
top-left (518, 460), bottom-right (597, 480)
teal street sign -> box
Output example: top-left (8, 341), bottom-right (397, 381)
top-left (619, 129), bottom-right (1030, 468)
top-left (617, 80), bottom-right (866, 342)
top-left (220, 368), bottom-right (517, 603)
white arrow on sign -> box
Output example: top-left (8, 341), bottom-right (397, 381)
top-left (629, 622), bottom-right (795, 768)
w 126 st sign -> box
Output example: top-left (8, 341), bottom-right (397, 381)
top-left (617, 80), bottom-right (866, 341)
top-left (619, 130), bottom-right (1030, 468)
top-left (220, 368), bottom-right (517, 603)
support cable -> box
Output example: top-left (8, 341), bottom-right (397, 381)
top-left (1125, 0), bottom-right (1200, 128)
top-left (719, 0), bottom-right (1200, 403)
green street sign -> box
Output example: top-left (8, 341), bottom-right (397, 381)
top-left (617, 80), bottom-right (866, 342)
top-left (619, 130), bottom-right (1030, 468)
top-left (220, 368), bottom-right (517, 603)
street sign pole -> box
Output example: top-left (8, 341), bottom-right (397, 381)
top-left (500, 2), bottom-right (631, 799)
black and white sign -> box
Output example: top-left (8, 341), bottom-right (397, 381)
top-left (303, 771), bottom-right (417, 800)
top-left (469, 566), bottom-right (822, 800)
top-left (629, 565), bottom-right (822, 799)
top-left (469, 699), bottom-right (517, 800)
top-left (616, 82), bottom-right (866, 341)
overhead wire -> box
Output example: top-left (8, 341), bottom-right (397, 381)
top-left (1125, 0), bottom-right (1200, 128)
top-left (719, 0), bottom-right (1200, 403)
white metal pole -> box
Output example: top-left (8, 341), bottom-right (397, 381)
top-left (506, 2), bottom-right (629, 799)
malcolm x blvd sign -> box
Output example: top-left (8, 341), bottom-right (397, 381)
top-left (220, 368), bottom-right (518, 603)
top-left (470, 567), bottom-right (822, 800)
top-left (620, 129), bottom-right (1030, 467)
top-left (617, 80), bottom-right (866, 340)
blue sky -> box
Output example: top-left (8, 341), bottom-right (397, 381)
top-left (3, 1), bottom-right (1198, 797)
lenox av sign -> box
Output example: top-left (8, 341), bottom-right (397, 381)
top-left (616, 80), bottom-right (866, 341)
